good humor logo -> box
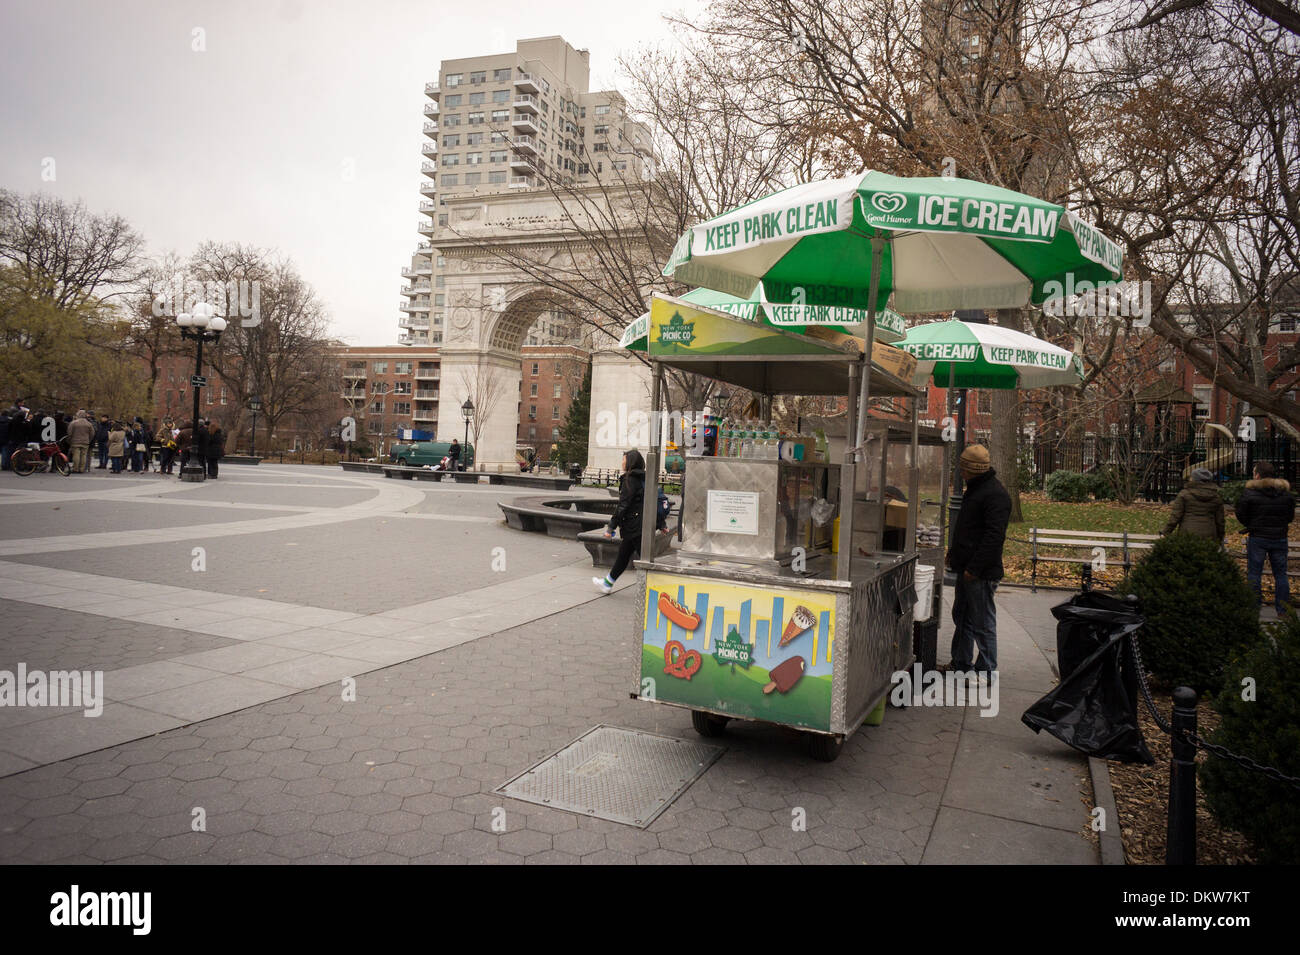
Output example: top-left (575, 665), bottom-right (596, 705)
top-left (0, 664), bottom-right (104, 717)
top-left (1043, 274), bottom-right (1153, 326)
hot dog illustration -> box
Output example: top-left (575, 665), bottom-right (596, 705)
top-left (763, 656), bottom-right (806, 694)
top-left (658, 593), bottom-right (701, 631)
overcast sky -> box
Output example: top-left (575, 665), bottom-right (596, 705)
top-left (0, 0), bottom-right (695, 344)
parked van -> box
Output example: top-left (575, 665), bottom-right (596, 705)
top-left (389, 440), bottom-right (475, 469)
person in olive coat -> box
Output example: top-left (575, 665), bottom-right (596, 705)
top-left (1162, 468), bottom-right (1225, 541)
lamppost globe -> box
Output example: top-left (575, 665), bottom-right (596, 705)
top-left (461, 398), bottom-right (475, 421)
top-left (209, 316), bottom-right (228, 333)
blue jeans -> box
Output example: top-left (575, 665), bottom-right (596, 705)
top-left (951, 574), bottom-right (998, 673)
top-left (96, 444), bottom-right (108, 468)
top-left (1246, 536), bottom-right (1289, 611)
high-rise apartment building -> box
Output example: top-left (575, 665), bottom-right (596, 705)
top-left (401, 36), bottom-right (655, 346)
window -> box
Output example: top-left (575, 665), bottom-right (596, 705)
top-left (441, 174), bottom-right (458, 186)
top-left (434, 294), bottom-right (445, 306)
top-left (529, 426), bottom-right (536, 439)
top-left (372, 361), bottom-right (387, 374)
top-left (488, 171), bottom-right (506, 184)
top-left (612, 160), bottom-right (627, 171)
top-left (552, 406), bottom-right (560, 420)
top-left (493, 68), bottom-right (510, 82)
top-left (443, 134), bottom-right (460, 147)
top-left (492, 89), bottom-right (509, 103)
top-left (1281, 313), bottom-right (1298, 332)
top-left (220, 387), bottom-right (227, 405)
top-left (207, 388), bottom-right (214, 405)
top-left (432, 313), bottom-right (443, 326)
top-left (490, 129), bottom-right (507, 142)
top-left (431, 331), bottom-right (443, 343)
top-left (437, 213), bottom-right (448, 227)
top-left (368, 420), bottom-right (383, 435)
top-left (443, 115), bottom-right (461, 129)
top-left (464, 173), bottom-right (480, 186)
top-left (578, 163), bottom-right (588, 175)
top-left (977, 391), bottom-right (991, 414)
top-left (529, 405), bottom-right (537, 420)
top-left (551, 427), bottom-right (560, 440)
top-left (444, 94), bottom-right (462, 107)
top-left (470, 71), bottom-right (485, 84)
top-left (446, 73), bottom-right (462, 87)
top-left (466, 151), bottom-right (482, 165)
top-left (468, 112), bottom-right (484, 125)
top-left (594, 142), bottom-right (607, 152)
top-left (530, 383), bottom-right (537, 396)
top-left (466, 132), bottom-right (483, 145)
top-left (1193, 384), bottom-right (1213, 418)
top-left (394, 381), bottom-right (412, 394)
top-left (392, 402), bottom-right (411, 416)
top-left (436, 256), bottom-right (445, 267)
top-left (370, 400), bottom-right (384, 413)
top-left (490, 150), bottom-right (508, 163)
top-left (531, 362), bottom-right (539, 376)
top-left (553, 383), bottom-right (561, 398)
top-left (469, 92), bottom-right (485, 105)
top-left (595, 103), bottom-right (610, 116)
top-left (594, 124), bottom-right (608, 136)
top-left (372, 381), bottom-right (388, 395)
top-left (491, 110), bottom-right (508, 123)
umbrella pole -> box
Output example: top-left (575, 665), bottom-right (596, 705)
top-left (853, 234), bottom-right (886, 455)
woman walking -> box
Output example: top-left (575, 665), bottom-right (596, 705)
top-left (108, 422), bottom-right (126, 474)
top-left (593, 449), bottom-right (646, 595)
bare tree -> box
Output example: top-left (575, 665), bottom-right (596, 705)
top-left (458, 360), bottom-right (506, 463)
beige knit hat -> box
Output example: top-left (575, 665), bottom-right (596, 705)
top-left (960, 444), bottom-right (991, 473)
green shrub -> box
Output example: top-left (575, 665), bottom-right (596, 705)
top-left (1119, 533), bottom-right (1260, 693)
top-left (1089, 470), bottom-right (1116, 500)
top-left (1218, 480), bottom-right (1247, 506)
top-left (1045, 469), bottom-right (1092, 502)
top-left (1201, 617), bottom-right (1300, 863)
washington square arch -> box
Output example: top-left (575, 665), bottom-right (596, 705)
top-left (432, 183), bottom-right (658, 471)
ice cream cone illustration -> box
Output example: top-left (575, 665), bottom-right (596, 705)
top-left (780, 605), bottom-right (817, 647)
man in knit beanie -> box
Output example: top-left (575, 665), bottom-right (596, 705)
top-left (945, 443), bottom-right (1011, 678)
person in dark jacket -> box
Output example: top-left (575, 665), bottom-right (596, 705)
top-left (594, 449), bottom-right (646, 594)
top-left (0, 409), bottom-right (11, 471)
top-left (448, 438), bottom-right (462, 471)
top-left (1235, 461), bottom-right (1295, 613)
top-left (945, 444), bottom-right (1012, 676)
top-left (95, 414), bottom-right (110, 468)
top-left (205, 421), bottom-right (224, 478)
top-left (1162, 467), bottom-right (1224, 540)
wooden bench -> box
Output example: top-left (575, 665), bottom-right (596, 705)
top-left (1029, 528), bottom-right (1160, 592)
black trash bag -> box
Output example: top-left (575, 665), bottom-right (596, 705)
top-left (1021, 591), bottom-right (1155, 764)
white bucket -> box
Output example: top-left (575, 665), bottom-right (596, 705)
top-left (914, 564), bottom-right (936, 622)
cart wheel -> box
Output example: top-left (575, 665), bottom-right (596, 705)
top-left (690, 710), bottom-right (729, 738)
top-left (397, 457), bottom-right (408, 467)
top-left (804, 733), bottom-right (844, 762)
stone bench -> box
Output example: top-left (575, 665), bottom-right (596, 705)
top-left (498, 496), bottom-right (618, 538)
top-left (578, 529), bottom-right (675, 567)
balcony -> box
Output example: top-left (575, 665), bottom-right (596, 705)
top-left (398, 333), bottom-right (414, 345)
top-left (510, 156), bottom-right (534, 172)
top-left (420, 181), bottom-right (436, 195)
top-left (399, 315), bottom-right (430, 329)
top-left (423, 102), bottom-right (439, 116)
top-left (413, 409), bottom-right (437, 422)
top-left (513, 94), bottom-right (539, 113)
top-left (514, 72), bottom-right (539, 93)
top-left (511, 135), bottom-right (538, 154)
top-left (417, 242), bottom-right (432, 252)
top-left (425, 81), bottom-right (440, 98)
top-left (423, 121), bottom-right (439, 138)
top-left (419, 200), bottom-right (435, 214)
top-left (418, 222), bottom-right (434, 235)
top-left (343, 369), bottom-right (365, 378)
top-left (422, 142), bottom-right (438, 156)
top-left (421, 161), bottom-right (437, 178)
top-left (409, 300), bottom-right (430, 312)
top-left (415, 389), bottom-right (439, 400)
top-left (511, 113), bottom-right (538, 134)
top-left (415, 369), bottom-right (440, 380)
top-left (402, 282), bottom-right (431, 296)
top-left (510, 175), bottom-right (536, 189)
top-left (412, 261), bottom-right (432, 274)
top-left (341, 389), bottom-right (366, 400)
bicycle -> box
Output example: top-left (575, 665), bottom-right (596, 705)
top-left (11, 441), bottom-right (71, 477)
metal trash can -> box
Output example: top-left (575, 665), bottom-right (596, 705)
top-left (568, 463), bottom-right (582, 484)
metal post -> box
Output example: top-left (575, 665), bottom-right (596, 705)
top-left (837, 362), bottom-right (859, 581)
top-left (907, 397), bottom-right (920, 547)
top-left (181, 336), bottom-right (207, 483)
top-left (641, 363), bottom-right (664, 553)
top-left (1167, 685), bottom-right (1199, 865)
top-left (853, 234), bottom-right (886, 453)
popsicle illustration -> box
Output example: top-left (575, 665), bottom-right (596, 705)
top-left (763, 656), bottom-right (806, 694)
top-left (780, 605), bottom-right (817, 647)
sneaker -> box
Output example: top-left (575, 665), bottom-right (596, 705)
top-left (592, 576), bottom-right (613, 595)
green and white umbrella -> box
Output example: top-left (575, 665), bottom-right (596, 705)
top-left (897, 320), bottom-right (1084, 390)
top-left (617, 286), bottom-right (905, 351)
top-left (663, 171), bottom-right (1124, 313)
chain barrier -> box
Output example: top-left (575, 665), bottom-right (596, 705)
top-left (1127, 631), bottom-right (1300, 791)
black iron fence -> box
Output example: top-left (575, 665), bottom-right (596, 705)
top-left (1028, 433), bottom-right (1300, 501)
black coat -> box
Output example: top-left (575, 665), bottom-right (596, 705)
top-left (946, 469), bottom-right (1012, 580)
top-left (205, 429), bottom-right (225, 460)
top-left (609, 450), bottom-right (646, 539)
top-left (1235, 478), bottom-right (1295, 539)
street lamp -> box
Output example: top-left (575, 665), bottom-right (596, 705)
top-left (461, 397), bottom-right (475, 472)
top-left (248, 396), bottom-right (262, 457)
top-left (176, 303), bottom-right (227, 482)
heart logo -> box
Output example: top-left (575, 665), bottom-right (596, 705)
top-left (663, 640), bottom-right (702, 680)
top-left (870, 192), bottom-right (907, 215)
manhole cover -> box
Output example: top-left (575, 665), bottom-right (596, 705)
top-left (495, 724), bottom-right (724, 828)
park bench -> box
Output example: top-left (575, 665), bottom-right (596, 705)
top-left (1029, 527), bottom-right (1159, 592)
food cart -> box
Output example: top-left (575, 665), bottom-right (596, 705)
top-left (630, 294), bottom-right (947, 761)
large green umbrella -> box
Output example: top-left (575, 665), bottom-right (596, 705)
top-left (897, 319), bottom-right (1084, 390)
top-left (617, 286), bottom-right (905, 351)
top-left (662, 171), bottom-right (1122, 447)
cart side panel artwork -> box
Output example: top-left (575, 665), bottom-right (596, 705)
top-left (642, 571), bottom-right (836, 731)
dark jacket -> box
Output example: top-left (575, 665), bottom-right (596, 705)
top-left (609, 449), bottom-right (646, 539)
top-left (1235, 478), bottom-right (1295, 539)
top-left (95, 420), bottom-right (110, 447)
top-left (946, 468), bottom-right (1012, 580)
top-left (1163, 480), bottom-right (1224, 540)
top-left (205, 428), bottom-right (225, 460)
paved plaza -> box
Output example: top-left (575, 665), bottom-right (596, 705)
top-left (0, 464), bottom-right (1097, 864)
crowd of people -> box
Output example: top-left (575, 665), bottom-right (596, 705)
top-left (0, 404), bottom-right (226, 478)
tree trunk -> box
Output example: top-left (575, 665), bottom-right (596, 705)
top-left (990, 308), bottom-right (1024, 523)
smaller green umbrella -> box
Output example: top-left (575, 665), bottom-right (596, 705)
top-left (897, 319), bottom-right (1083, 389)
top-left (618, 287), bottom-right (905, 351)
